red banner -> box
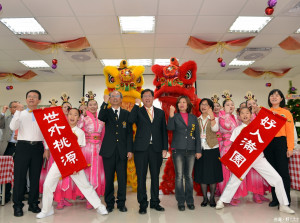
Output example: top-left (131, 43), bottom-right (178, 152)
top-left (220, 107), bottom-right (286, 179)
top-left (33, 107), bottom-right (87, 178)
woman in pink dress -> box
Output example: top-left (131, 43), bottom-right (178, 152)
top-left (245, 95), bottom-right (271, 203)
top-left (217, 93), bottom-right (248, 205)
top-left (75, 96), bottom-right (106, 209)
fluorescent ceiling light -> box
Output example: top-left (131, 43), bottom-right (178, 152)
top-left (100, 59), bottom-right (123, 66)
top-left (20, 60), bottom-right (50, 68)
top-left (154, 59), bottom-right (180, 66)
top-left (229, 58), bottom-right (255, 66)
top-left (128, 59), bottom-right (152, 66)
top-left (229, 16), bottom-right (272, 33)
top-left (119, 16), bottom-right (155, 33)
top-left (295, 27), bottom-right (300, 33)
top-left (0, 18), bottom-right (46, 35)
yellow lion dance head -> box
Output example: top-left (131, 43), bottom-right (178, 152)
top-left (103, 60), bottom-right (145, 104)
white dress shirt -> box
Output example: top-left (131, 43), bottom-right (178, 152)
top-left (111, 107), bottom-right (120, 118)
top-left (199, 115), bottom-right (219, 150)
top-left (10, 109), bottom-right (48, 149)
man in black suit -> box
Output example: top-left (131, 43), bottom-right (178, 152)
top-left (128, 89), bottom-right (168, 214)
top-left (98, 90), bottom-right (133, 213)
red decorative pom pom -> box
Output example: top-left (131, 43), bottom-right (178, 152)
top-left (217, 57), bottom-right (223, 63)
top-left (265, 7), bottom-right (274, 15)
top-left (52, 59), bottom-right (58, 65)
top-left (10, 85), bottom-right (13, 89)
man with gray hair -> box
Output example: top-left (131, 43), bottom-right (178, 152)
top-left (98, 90), bottom-right (133, 213)
top-left (0, 101), bottom-right (20, 203)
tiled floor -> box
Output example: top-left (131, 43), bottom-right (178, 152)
top-left (0, 188), bottom-right (299, 223)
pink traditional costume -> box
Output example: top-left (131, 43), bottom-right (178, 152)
top-left (75, 111), bottom-right (106, 199)
top-left (217, 109), bottom-right (248, 204)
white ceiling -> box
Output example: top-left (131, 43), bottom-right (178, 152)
top-left (0, 0), bottom-right (300, 82)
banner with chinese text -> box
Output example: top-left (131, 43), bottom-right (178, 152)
top-left (220, 107), bottom-right (286, 179)
top-left (33, 107), bottom-right (87, 178)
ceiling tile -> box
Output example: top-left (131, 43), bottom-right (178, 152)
top-left (113, 0), bottom-right (158, 16)
top-left (156, 16), bottom-right (197, 34)
top-left (124, 48), bottom-right (154, 58)
top-left (122, 34), bottom-right (155, 48)
top-left (68, 0), bottom-right (115, 16)
top-left (158, 0), bottom-right (203, 15)
top-left (199, 0), bottom-right (247, 16)
top-left (77, 16), bottom-right (120, 35)
top-left (154, 47), bottom-right (184, 58)
top-left (192, 16), bottom-right (236, 34)
top-left (94, 48), bottom-right (125, 59)
top-left (87, 34), bottom-right (123, 48)
top-left (155, 34), bottom-right (189, 47)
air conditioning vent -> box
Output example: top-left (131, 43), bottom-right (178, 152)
top-left (38, 69), bottom-right (54, 73)
top-left (236, 48), bottom-right (272, 61)
top-left (64, 48), bottom-right (97, 62)
top-left (226, 68), bottom-right (240, 72)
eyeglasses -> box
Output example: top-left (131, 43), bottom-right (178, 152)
top-left (27, 96), bottom-right (39, 99)
top-left (142, 95), bottom-right (153, 98)
top-left (110, 95), bottom-right (121, 98)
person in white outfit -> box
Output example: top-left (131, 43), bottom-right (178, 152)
top-left (216, 107), bottom-right (295, 214)
top-left (36, 108), bottom-right (108, 219)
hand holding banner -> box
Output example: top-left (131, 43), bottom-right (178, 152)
top-left (33, 107), bottom-right (87, 178)
top-left (220, 107), bottom-right (286, 179)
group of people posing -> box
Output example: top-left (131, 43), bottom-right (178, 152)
top-left (0, 88), bottom-right (296, 219)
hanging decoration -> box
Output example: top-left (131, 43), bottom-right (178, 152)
top-left (20, 37), bottom-right (90, 70)
top-left (243, 67), bottom-right (291, 78)
top-left (0, 3), bottom-right (2, 12)
top-left (0, 70), bottom-right (37, 80)
top-left (187, 36), bottom-right (254, 68)
top-left (6, 85), bottom-right (13, 90)
top-left (266, 83), bottom-right (272, 87)
top-left (265, 0), bottom-right (277, 15)
top-left (279, 36), bottom-right (300, 54)
top-left (52, 59), bottom-right (58, 69)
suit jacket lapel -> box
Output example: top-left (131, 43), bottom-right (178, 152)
top-left (142, 106), bottom-right (152, 123)
top-left (187, 113), bottom-right (193, 127)
top-left (119, 108), bottom-right (124, 123)
top-left (177, 113), bottom-right (187, 127)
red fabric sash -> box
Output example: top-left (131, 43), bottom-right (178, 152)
top-left (33, 107), bottom-right (87, 178)
top-left (220, 107), bottom-right (286, 179)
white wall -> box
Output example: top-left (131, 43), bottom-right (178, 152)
top-left (0, 81), bottom-right (83, 108)
top-left (1, 75), bottom-right (299, 111)
top-left (196, 77), bottom-right (300, 108)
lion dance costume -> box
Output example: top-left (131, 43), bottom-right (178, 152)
top-left (152, 57), bottom-right (202, 194)
top-left (103, 60), bottom-right (145, 191)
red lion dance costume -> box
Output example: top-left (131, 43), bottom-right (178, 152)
top-left (152, 57), bottom-right (202, 195)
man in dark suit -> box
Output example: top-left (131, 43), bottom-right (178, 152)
top-left (128, 89), bottom-right (168, 214)
top-left (98, 90), bottom-right (133, 213)
top-left (0, 101), bottom-right (19, 203)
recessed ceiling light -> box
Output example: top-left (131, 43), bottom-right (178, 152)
top-left (0, 18), bottom-right (47, 35)
top-left (119, 16), bottom-right (155, 34)
top-left (100, 59), bottom-right (123, 66)
top-left (229, 16), bottom-right (272, 33)
top-left (154, 59), bottom-right (179, 66)
top-left (295, 27), bottom-right (300, 33)
top-left (128, 59), bottom-right (152, 66)
top-left (20, 60), bottom-right (50, 68)
top-left (229, 58), bottom-right (255, 66)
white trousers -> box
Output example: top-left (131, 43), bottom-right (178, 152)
top-left (220, 154), bottom-right (289, 206)
top-left (41, 162), bottom-right (103, 213)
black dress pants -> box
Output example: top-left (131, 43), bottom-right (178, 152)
top-left (264, 137), bottom-right (291, 204)
top-left (134, 144), bottom-right (163, 208)
top-left (13, 141), bottom-right (44, 208)
top-left (102, 149), bottom-right (127, 208)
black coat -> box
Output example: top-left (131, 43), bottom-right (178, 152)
top-left (98, 102), bottom-right (133, 160)
top-left (128, 105), bottom-right (168, 152)
top-left (167, 113), bottom-right (201, 153)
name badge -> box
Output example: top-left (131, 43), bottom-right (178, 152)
top-left (122, 121), bottom-right (127, 128)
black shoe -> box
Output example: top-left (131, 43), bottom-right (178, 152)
top-left (139, 207), bottom-right (147, 214)
top-left (107, 207), bottom-right (114, 213)
top-left (150, 204), bottom-right (165, 211)
top-left (210, 199), bottom-right (216, 207)
top-left (178, 205), bottom-right (185, 211)
top-left (28, 204), bottom-right (41, 213)
top-left (201, 200), bottom-right (208, 207)
top-left (118, 206), bottom-right (128, 212)
top-left (269, 200), bottom-right (279, 207)
top-left (14, 207), bottom-right (23, 217)
top-left (187, 204), bottom-right (195, 210)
